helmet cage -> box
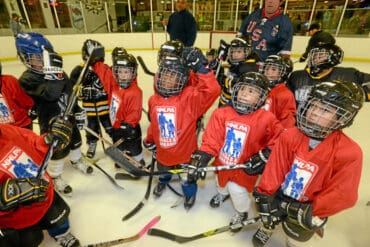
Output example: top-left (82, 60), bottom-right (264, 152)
top-left (113, 66), bottom-right (136, 88)
top-left (231, 81), bottom-right (269, 114)
top-left (297, 97), bottom-right (354, 139)
top-left (308, 46), bottom-right (343, 76)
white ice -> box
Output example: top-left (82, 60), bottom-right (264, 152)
top-left (2, 52), bottom-right (370, 247)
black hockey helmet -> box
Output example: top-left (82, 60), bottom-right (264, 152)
top-left (82, 39), bottom-right (103, 61)
top-left (157, 40), bottom-right (184, 65)
top-left (231, 72), bottom-right (270, 114)
top-left (297, 80), bottom-right (365, 138)
top-left (156, 56), bottom-right (189, 97)
top-left (228, 35), bottom-right (252, 66)
top-left (262, 55), bottom-right (293, 87)
top-left (307, 43), bottom-right (343, 77)
top-left (111, 47), bottom-right (127, 63)
top-left (112, 53), bottom-right (138, 88)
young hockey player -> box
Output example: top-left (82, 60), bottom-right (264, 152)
top-left (0, 117), bottom-right (81, 247)
top-left (261, 55), bottom-right (296, 128)
top-left (0, 62), bottom-right (34, 129)
top-left (16, 32), bottom-right (93, 196)
top-left (143, 48), bottom-right (221, 209)
top-left (70, 40), bottom-right (113, 158)
top-left (287, 43), bottom-right (370, 105)
top-left (218, 36), bottom-right (261, 107)
top-left (190, 72), bottom-right (283, 229)
top-left (251, 80), bottom-right (365, 247)
top-left (85, 41), bottom-right (145, 166)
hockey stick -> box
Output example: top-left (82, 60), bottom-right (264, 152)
top-left (137, 56), bottom-right (155, 76)
top-left (82, 154), bottom-right (125, 190)
top-left (84, 215), bottom-right (160, 247)
top-left (148, 216), bottom-right (261, 243)
top-left (84, 126), bottom-right (145, 174)
top-left (105, 147), bottom-right (248, 177)
top-left (122, 154), bottom-right (156, 221)
top-left (36, 48), bottom-right (101, 178)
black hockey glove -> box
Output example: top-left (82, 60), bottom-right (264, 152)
top-left (42, 46), bottom-right (64, 80)
top-left (187, 150), bottom-right (213, 183)
top-left (75, 109), bottom-right (87, 130)
top-left (218, 39), bottom-right (230, 61)
top-left (45, 115), bottom-right (73, 150)
top-left (253, 189), bottom-right (280, 230)
top-left (0, 178), bottom-right (49, 211)
top-left (244, 147), bottom-right (271, 175)
top-left (183, 47), bottom-right (209, 74)
top-left (85, 39), bottom-right (105, 64)
top-left (120, 122), bottom-right (139, 140)
top-left (280, 201), bottom-right (326, 231)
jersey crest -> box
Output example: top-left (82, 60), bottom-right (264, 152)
top-left (281, 156), bottom-right (319, 201)
top-left (109, 92), bottom-right (121, 125)
top-left (0, 94), bottom-right (15, 124)
top-left (219, 121), bottom-right (249, 165)
top-left (0, 146), bottom-right (39, 178)
top-left (156, 106), bottom-right (177, 148)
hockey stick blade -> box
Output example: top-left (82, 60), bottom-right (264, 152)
top-left (82, 154), bottom-right (125, 190)
top-left (137, 56), bottom-right (155, 76)
top-left (105, 146), bottom-right (148, 176)
top-left (122, 156), bottom-right (156, 221)
top-left (84, 215), bottom-right (160, 247)
top-left (115, 172), bottom-right (141, 180)
top-left (148, 216), bottom-right (261, 244)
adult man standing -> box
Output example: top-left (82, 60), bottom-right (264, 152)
top-left (162, 0), bottom-right (197, 47)
top-left (238, 0), bottom-right (293, 61)
top-left (299, 22), bottom-right (336, 62)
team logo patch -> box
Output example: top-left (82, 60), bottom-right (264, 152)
top-left (281, 156), bottom-right (319, 201)
top-left (0, 146), bottom-right (39, 178)
top-left (156, 106), bottom-right (177, 148)
top-left (0, 94), bottom-right (15, 124)
top-left (109, 93), bottom-right (121, 126)
top-left (219, 121), bottom-right (249, 165)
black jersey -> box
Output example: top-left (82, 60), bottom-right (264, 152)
top-left (18, 70), bottom-right (72, 133)
top-left (287, 67), bottom-right (370, 105)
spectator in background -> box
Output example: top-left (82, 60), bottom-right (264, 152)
top-left (10, 13), bottom-right (23, 37)
top-left (238, 0), bottom-right (293, 61)
top-left (299, 22), bottom-right (336, 63)
top-left (162, 0), bottom-right (197, 47)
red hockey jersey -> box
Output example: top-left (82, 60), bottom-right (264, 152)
top-left (93, 62), bottom-right (142, 128)
top-left (256, 128), bottom-right (362, 218)
top-left (263, 83), bottom-right (296, 129)
top-left (200, 106), bottom-right (283, 192)
top-left (146, 72), bottom-right (221, 166)
top-left (0, 75), bottom-right (34, 127)
top-left (0, 124), bottom-right (53, 229)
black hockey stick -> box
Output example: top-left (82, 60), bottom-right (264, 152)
top-left (148, 216), bottom-right (261, 243)
top-left (37, 48), bottom-right (101, 178)
top-left (137, 56), bottom-right (155, 76)
top-left (105, 147), bottom-right (248, 177)
top-left (84, 215), bottom-right (160, 247)
top-left (122, 154), bottom-right (156, 221)
top-left (82, 154), bottom-right (125, 190)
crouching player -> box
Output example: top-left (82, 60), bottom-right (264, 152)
top-left (251, 80), bottom-right (365, 247)
top-left (0, 117), bottom-right (80, 247)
